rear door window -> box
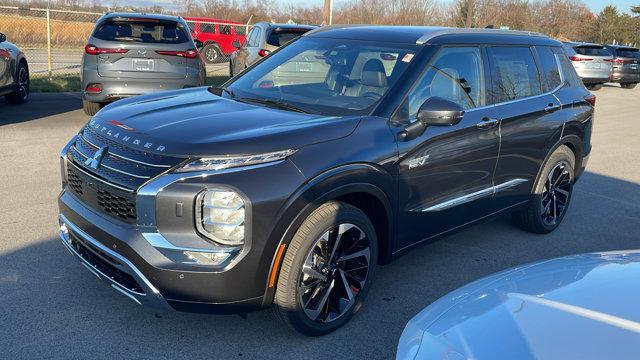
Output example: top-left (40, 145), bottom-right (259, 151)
top-left (574, 46), bottom-right (611, 57)
top-left (93, 20), bottom-right (190, 44)
top-left (489, 46), bottom-right (542, 102)
top-left (535, 46), bottom-right (562, 92)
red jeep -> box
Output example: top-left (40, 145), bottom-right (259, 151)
top-left (184, 17), bottom-right (247, 64)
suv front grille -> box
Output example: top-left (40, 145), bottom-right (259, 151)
top-left (66, 163), bottom-right (138, 223)
top-left (65, 126), bottom-right (184, 223)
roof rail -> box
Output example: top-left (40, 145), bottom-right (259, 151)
top-left (416, 27), bottom-right (546, 45)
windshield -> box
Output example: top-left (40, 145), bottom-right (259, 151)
top-left (226, 37), bottom-right (418, 116)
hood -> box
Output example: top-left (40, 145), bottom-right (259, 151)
top-left (90, 87), bottom-right (361, 156)
top-left (397, 250), bottom-right (640, 360)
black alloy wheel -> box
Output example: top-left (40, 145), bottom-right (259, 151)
top-left (540, 161), bottom-right (572, 226)
top-left (298, 223), bottom-right (371, 323)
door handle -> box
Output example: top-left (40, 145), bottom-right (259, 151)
top-left (544, 103), bottom-right (561, 113)
top-left (476, 117), bottom-right (499, 129)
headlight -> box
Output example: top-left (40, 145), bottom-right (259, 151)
top-left (175, 149), bottom-right (296, 173)
top-left (195, 189), bottom-right (246, 246)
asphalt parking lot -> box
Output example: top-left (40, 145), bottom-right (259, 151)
top-left (1, 85), bottom-right (639, 359)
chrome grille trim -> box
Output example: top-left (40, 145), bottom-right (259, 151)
top-left (67, 160), bottom-right (134, 193)
top-left (70, 145), bottom-right (151, 180)
top-left (79, 131), bottom-right (172, 168)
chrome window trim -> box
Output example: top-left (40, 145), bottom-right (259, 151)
top-left (417, 178), bottom-right (528, 212)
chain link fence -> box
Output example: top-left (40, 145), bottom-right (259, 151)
top-left (0, 6), bottom-right (234, 84)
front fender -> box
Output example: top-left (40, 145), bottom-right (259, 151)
top-left (260, 163), bottom-right (396, 307)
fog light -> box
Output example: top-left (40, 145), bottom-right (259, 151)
top-left (184, 251), bottom-right (232, 266)
top-left (196, 189), bottom-right (246, 246)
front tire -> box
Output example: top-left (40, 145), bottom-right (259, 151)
top-left (5, 61), bottom-right (29, 104)
top-left (274, 201), bottom-right (377, 336)
top-left (82, 100), bottom-right (101, 116)
top-left (587, 84), bottom-right (602, 91)
top-left (512, 145), bottom-right (575, 234)
top-left (620, 83), bottom-right (637, 89)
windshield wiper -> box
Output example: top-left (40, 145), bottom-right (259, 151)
top-left (236, 97), bottom-right (311, 114)
top-left (208, 86), bottom-right (236, 98)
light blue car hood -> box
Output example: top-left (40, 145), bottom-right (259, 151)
top-left (397, 250), bottom-right (640, 360)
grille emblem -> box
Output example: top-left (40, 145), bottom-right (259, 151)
top-left (85, 146), bottom-right (108, 170)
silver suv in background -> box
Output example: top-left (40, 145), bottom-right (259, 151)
top-left (81, 13), bottom-right (206, 115)
top-left (563, 42), bottom-right (612, 91)
top-left (229, 22), bottom-right (316, 76)
top-left (605, 45), bottom-right (640, 89)
top-left (0, 32), bottom-right (29, 104)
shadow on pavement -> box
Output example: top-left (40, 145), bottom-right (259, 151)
top-left (0, 92), bottom-right (83, 125)
top-left (1, 171), bottom-right (639, 359)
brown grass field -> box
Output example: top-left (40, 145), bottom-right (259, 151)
top-left (0, 15), bottom-right (95, 48)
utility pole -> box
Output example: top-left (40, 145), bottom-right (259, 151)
top-left (465, 0), bottom-right (474, 28)
top-left (323, 0), bottom-right (333, 26)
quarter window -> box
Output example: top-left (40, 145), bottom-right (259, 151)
top-left (398, 46), bottom-right (485, 120)
top-left (535, 46), bottom-right (562, 92)
top-left (490, 46), bottom-right (542, 102)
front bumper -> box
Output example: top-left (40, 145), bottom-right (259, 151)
top-left (59, 213), bottom-right (171, 310)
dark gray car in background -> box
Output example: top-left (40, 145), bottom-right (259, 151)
top-left (0, 32), bottom-right (29, 104)
top-left (81, 13), bottom-right (206, 115)
top-left (229, 22), bottom-right (316, 76)
top-left (605, 45), bottom-right (640, 89)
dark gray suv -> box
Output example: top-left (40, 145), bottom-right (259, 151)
top-left (59, 26), bottom-right (594, 336)
top-left (81, 13), bottom-right (206, 115)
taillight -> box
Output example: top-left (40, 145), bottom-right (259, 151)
top-left (155, 49), bottom-right (199, 59)
top-left (85, 44), bottom-right (128, 55)
top-left (585, 94), bottom-right (596, 107)
top-left (258, 49), bottom-right (271, 57)
top-left (569, 56), bottom-right (592, 61)
top-left (85, 83), bottom-right (102, 94)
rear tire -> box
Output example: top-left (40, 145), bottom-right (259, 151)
top-left (203, 43), bottom-right (222, 64)
top-left (82, 100), bottom-right (101, 116)
top-left (274, 201), bottom-right (377, 336)
top-left (5, 61), bottom-right (29, 104)
top-left (620, 83), bottom-right (637, 89)
top-left (587, 84), bottom-right (603, 91)
top-left (512, 145), bottom-right (575, 234)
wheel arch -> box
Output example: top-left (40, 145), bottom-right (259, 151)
top-left (533, 134), bottom-right (583, 189)
top-left (260, 163), bottom-right (396, 307)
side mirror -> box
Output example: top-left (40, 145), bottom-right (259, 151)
top-left (0, 33), bottom-right (6, 43)
top-left (398, 97), bottom-right (465, 141)
top-left (417, 96), bottom-right (465, 126)
top-left (194, 39), bottom-right (204, 49)
top-left (232, 40), bottom-right (241, 48)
